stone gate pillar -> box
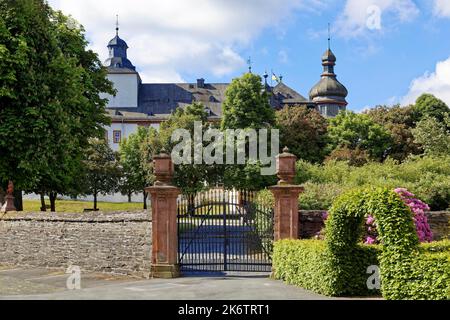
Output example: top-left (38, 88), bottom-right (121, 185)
top-left (270, 147), bottom-right (304, 240)
top-left (146, 151), bottom-right (180, 278)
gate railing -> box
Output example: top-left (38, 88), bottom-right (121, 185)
top-left (177, 188), bottom-right (274, 272)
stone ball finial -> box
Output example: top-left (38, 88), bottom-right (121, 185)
top-left (283, 146), bottom-right (290, 154)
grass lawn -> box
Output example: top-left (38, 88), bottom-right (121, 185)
top-left (22, 199), bottom-right (145, 213)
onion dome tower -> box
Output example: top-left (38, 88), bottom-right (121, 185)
top-left (309, 30), bottom-right (348, 117)
top-left (104, 16), bottom-right (136, 70)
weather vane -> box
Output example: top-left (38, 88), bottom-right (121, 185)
top-left (247, 56), bottom-right (252, 73)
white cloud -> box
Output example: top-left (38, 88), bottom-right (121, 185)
top-left (402, 56), bottom-right (450, 106)
top-left (47, 0), bottom-right (321, 83)
top-left (335, 0), bottom-right (419, 38)
top-left (433, 0), bottom-right (450, 17)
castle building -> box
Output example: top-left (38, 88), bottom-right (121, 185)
top-left (100, 29), bottom-right (348, 151)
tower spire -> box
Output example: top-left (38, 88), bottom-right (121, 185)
top-left (247, 56), bottom-right (252, 73)
top-left (116, 14), bottom-right (119, 36)
top-left (327, 22), bottom-right (331, 50)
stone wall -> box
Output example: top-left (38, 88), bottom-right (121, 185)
top-left (0, 211), bottom-right (152, 277)
top-left (427, 211), bottom-right (449, 241)
top-left (299, 210), bottom-right (326, 239)
top-left (299, 210), bottom-right (449, 241)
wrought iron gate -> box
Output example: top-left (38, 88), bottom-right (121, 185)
top-left (177, 188), bottom-right (274, 273)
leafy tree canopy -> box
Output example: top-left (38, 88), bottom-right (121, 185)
top-left (0, 0), bottom-right (113, 210)
top-left (119, 126), bottom-right (155, 206)
top-left (365, 105), bottom-right (421, 161)
top-left (276, 106), bottom-right (328, 163)
top-left (82, 138), bottom-right (121, 210)
top-left (327, 111), bottom-right (392, 162)
top-left (221, 73), bottom-right (275, 130)
top-left (414, 93), bottom-right (449, 124)
top-left (412, 114), bottom-right (450, 157)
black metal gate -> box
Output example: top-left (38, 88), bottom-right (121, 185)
top-left (177, 188), bottom-right (274, 273)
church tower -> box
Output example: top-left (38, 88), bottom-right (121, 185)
top-left (309, 38), bottom-right (348, 117)
top-left (101, 16), bottom-right (140, 109)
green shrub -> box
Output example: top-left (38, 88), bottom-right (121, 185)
top-left (293, 155), bottom-right (450, 210)
top-left (274, 187), bottom-right (450, 299)
top-left (273, 240), bottom-right (381, 296)
top-left (254, 189), bottom-right (274, 207)
top-left (420, 240), bottom-right (450, 253)
top-left (298, 182), bottom-right (347, 210)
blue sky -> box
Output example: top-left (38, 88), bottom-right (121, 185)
top-left (48, 0), bottom-right (450, 112)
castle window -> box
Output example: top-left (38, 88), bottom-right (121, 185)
top-left (113, 130), bottom-right (122, 144)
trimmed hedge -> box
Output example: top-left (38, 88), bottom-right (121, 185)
top-left (273, 240), bottom-right (381, 297)
top-left (273, 240), bottom-right (450, 299)
top-left (273, 188), bottom-right (450, 300)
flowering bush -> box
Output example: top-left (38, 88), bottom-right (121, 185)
top-left (364, 215), bottom-right (378, 244)
top-left (394, 188), bottom-right (433, 242)
top-left (362, 188), bottom-right (433, 244)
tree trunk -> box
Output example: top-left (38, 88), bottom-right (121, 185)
top-left (49, 192), bottom-right (57, 212)
top-left (40, 193), bottom-right (46, 212)
top-left (0, 186), bottom-right (5, 206)
top-left (143, 190), bottom-right (147, 210)
top-left (94, 192), bottom-right (98, 211)
top-left (128, 192), bottom-right (132, 203)
top-left (13, 189), bottom-right (23, 211)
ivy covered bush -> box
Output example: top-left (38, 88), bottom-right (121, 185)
top-left (273, 187), bottom-right (450, 300)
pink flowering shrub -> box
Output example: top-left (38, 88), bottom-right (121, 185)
top-left (362, 188), bottom-right (433, 244)
top-left (394, 188), bottom-right (433, 242)
top-left (364, 215), bottom-right (378, 244)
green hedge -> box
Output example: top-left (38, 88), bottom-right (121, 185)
top-left (380, 240), bottom-right (450, 300)
top-left (273, 188), bottom-right (450, 300)
top-left (380, 250), bottom-right (449, 300)
top-left (273, 239), bottom-right (450, 299)
top-left (273, 240), bottom-right (381, 297)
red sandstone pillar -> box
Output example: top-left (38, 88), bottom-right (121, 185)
top-left (270, 147), bottom-right (304, 241)
top-left (146, 151), bottom-right (180, 278)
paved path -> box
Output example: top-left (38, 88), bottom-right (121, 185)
top-left (0, 267), bottom-right (354, 300)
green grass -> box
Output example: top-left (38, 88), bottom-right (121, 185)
top-left (23, 199), bottom-right (145, 213)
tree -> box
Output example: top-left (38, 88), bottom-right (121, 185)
top-left (412, 114), bottom-right (450, 156)
top-left (119, 126), bottom-right (155, 208)
top-left (82, 138), bottom-right (121, 211)
top-left (276, 106), bottom-right (328, 163)
top-left (325, 146), bottom-right (370, 166)
top-left (142, 103), bottom-right (216, 194)
top-left (327, 111), bottom-right (392, 162)
top-left (0, 1), bottom-right (114, 211)
top-left (414, 94), bottom-right (450, 124)
top-left (365, 105), bottom-right (421, 161)
top-left (221, 73), bottom-right (275, 130)
top-left (220, 73), bottom-right (278, 189)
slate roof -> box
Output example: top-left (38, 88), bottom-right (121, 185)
top-left (108, 80), bottom-right (308, 120)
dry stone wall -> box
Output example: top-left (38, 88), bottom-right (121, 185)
top-left (0, 211), bottom-right (152, 277)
